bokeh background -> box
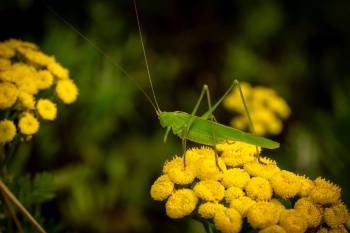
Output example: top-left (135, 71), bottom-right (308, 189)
top-left (1, 0), bottom-right (350, 232)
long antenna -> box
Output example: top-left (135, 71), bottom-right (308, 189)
top-left (43, 1), bottom-right (159, 115)
top-left (132, 0), bottom-right (161, 114)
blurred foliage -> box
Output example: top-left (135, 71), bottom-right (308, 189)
top-left (1, 0), bottom-right (350, 232)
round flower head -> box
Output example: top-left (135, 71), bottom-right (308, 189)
top-left (259, 225), bottom-right (287, 233)
top-left (165, 189), bottom-right (198, 219)
top-left (56, 79), bottom-right (78, 104)
top-left (245, 177), bottom-right (273, 201)
top-left (270, 170), bottom-right (301, 199)
top-left (324, 202), bottom-right (348, 227)
top-left (0, 82), bottom-right (18, 109)
top-left (0, 120), bottom-right (16, 143)
top-left (184, 147), bottom-right (205, 170)
top-left (247, 201), bottom-right (280, 229)
top-left (269, 199), bottom-right (286, 220)
top-left (47, 62), bottom-right (69, 80)
top-left (36, 99), bottom-right (57, 121)
top-left (309, 177), bottom-right (341, 205)
top-left (268, 96), bottom-right (291, 119)
top-left (17, 47), bottom-right (55, 67)
top-left (328, 224), bottom-right (348, 233)
top-left (18, 112), bottom-right (39, 135)
top-left (198, 202), bottom-right (225, 219)
top-left (244, 157), bottom-right (280, 179)
top-left (225, 186), bottom-right (245, 204)
top-left (294, 198), bottom-right (321, 228)
top-left (221, 168), bottom-right (250, 188)
top-left (163, 156), bottom-right (195, 185)
top-left (230, 196), bottom-right (256, 217)
top-left (150, 175), bottom-right (174, 201)
top-left (35, 70), bottom-right (53, 90)
top-left (193, 180), bottom-right (225, 202)
top-left (195, 150), bottom-right (226, 181)
top-left (297, 175), bottom-right (315, 197)
top-left (279, 209), bottom-right (307, 233)
top-left (18, 92), bottom-right (35, 109)
top-left (317, 228), bottom-right (328, 233)
top-left (0, 58), bottom-right (11, 70)
top-left (0, 42), bottom-right (15, 58)
top-left (217, 141), bottom-right (258, 167)
top-left (214, 208), bottom-right (242, 233)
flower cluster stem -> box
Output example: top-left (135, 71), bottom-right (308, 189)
top-left (0, 180), bottom-right (47, 233)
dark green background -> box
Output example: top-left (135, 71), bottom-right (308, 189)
top-left (1, 0), bottom-right (350, 232)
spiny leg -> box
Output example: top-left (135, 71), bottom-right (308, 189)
top-left (182, 85), bottom-right (222, 170)
top-left (181, 85), bottom-right (209, 167)
top-left (203, 86), bottom-right (222, 171)
top-left (233, 80), bottom-right (262, 162)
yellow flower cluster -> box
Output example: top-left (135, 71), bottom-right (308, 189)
top-left (224, 82), bottom-right (291, 135)
top-left (0, 39), bottom-right (78, 144)
top-left (150, 141), bottom-right (350, 233)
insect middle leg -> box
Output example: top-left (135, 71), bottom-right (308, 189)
top-left (182, 85), bottom-right (222, 170)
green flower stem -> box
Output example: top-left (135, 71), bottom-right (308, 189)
top-left (0, 180), bottom-right (47, 233)
top-left (200, 219), bottom-right (216, 233)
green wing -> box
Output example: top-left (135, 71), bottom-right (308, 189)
top-left (171, 112), bottom-right (279, 149)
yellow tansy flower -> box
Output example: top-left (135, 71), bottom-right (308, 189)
top-left (5, 39), bottom-right (38, 50)
top-left (0, 82), bottom-right (19, 109)
top-left (0, 120), bottom-right (16, 144)
top-left (259, 225), bottom-right (287, 233)
top-left (195, 151), bottom-right (226, 181)
top-left (225, 186), bottom-right (245, 204)
top-left (35, 70), bottom-right (53, 90)
top-left (247, 201), bottom-right (280, 229)
top-left (230, 196), bottom-right (256, 217)
top-left (309, 177), bottom-right (341, 205)
top-left (18, 92), bottom-right (36, 109)
top-left (193, 180), bottom-right (225, 202)
top-left (297, 175), bottom-right (315, 197)
top-left (165, 189), bottom-right (198, 219)
top-left (279, 209), bottom-right (307, 233)
top-left (17, 47), bottom-right (55, 67)
top-left (317, 228), bottom-right (329, 233)
top-left (244, 158), bottom-right (280, 179)
top-left (184, 147), bottom-right (205, 171)
top-left (221, 168), bottom-right (250, 188)
top-left (0, 42), bottom-right (15, 58)
top-left (18, 112), bottom-right (39, 135)
top-left (245, 177), bottom-right (273, 201)
top-left (36, 99), bottom-right (57, 121)
top-left (47, 62), bottom-right (69, 79)
top-left (55, 79), bottom-right (78, 104)
top-left (324, 202), bottom-right (348, 227)
top-left (214, 208), bottom-right (242, 233)
top-left (269, 199), bottom-right (286, 221)
top-left (150, 175), bottom-right (174, 201)
top-left (0, 58), bottom-right (11, 70)
top-left (224, 82), bottom-right (290, 136)
top-left (163, 156), bottom-right (195, 185)
top-left (294, 198), bottom-right (321, 228)
top-left (198, 202), bottom-right (226, 219)
top-left (328, 224), bottom-right (348, 233)
top-left (270, 170), bottom-right (301, 199)
top-left (217, 141), bottom-right (258, 167)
